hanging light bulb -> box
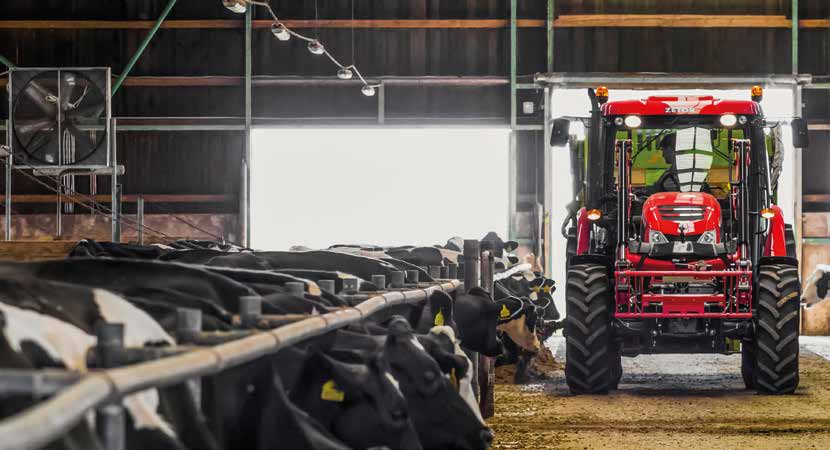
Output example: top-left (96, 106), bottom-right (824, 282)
top-left (337, 67), bottom-right (354, 80)
top-left (271, 23), bottom-right (291, 41)
top-left (308, 40), bottom-right (325, 55)
top-left (361, 85), bottom-right (376, 97)
top-left (222, 0), bottom-right (247, 14)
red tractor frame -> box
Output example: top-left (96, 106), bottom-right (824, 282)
top-left (553, 87), bottom-right (809, 395)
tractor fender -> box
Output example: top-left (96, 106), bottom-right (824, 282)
top-left (569, 254), bottom-right (613, 273)
top-left (762, 205), bottom-right (788, 257)
top-left (758, 255), bottom-right (799, 269)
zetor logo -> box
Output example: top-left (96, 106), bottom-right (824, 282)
top-left (665, 106), bottom-right (697, 114)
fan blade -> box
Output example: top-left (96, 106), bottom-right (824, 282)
top-left (60, 72), bottom-right (78, 111)
top-left (66, 102), bottom-right (105, 120)
top-left (21, 131), bottom-right (56, 161)
top-left (15, 118), bottom-right (56, 136)
top-left (21, 81), bottom-right (58, 117)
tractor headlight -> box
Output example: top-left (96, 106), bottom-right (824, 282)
top-left (720, 114), bottom-right (738, 127)
top-left (648, 230), bottom-right (669, 244)
top-left (697, 230), bottom-right (717, 244)
top-left (624, 115), bottom-right (642, 129)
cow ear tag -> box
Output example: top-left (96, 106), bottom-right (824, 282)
top-left (449, 368), bottom-right (459, 390)
top-left (321, 379), bottom-right (345, 402)
top-left (434, 309), bottom-right (445, 326)
top-left (499, 304), bottom-right (511, 319)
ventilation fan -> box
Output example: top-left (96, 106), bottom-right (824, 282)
top-left (8, 68), bottom-right (111, 167)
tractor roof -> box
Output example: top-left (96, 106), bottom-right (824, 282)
top-left (601, 95), bottom-right (761, 117)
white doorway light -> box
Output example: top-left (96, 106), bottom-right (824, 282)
top-left (251, 128), bottom-right (510, 250)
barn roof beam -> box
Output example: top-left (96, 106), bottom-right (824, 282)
top-left (1, 16), bottom-right (828, 30)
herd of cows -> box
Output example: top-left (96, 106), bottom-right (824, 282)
top-left (0, 233), bottom-right (561, 450)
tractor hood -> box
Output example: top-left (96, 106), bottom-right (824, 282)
top-left (643, 192), bottom-right (721, 240)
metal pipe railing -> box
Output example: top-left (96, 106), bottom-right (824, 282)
top-left (0, 280), bottom-right (460, 450)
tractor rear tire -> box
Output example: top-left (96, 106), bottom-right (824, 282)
top-left (753, 264), bottom-right (800, 395)
top-left (565, 263), bottom-right (615, 394)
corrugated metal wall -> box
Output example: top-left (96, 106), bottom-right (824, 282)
top-left (0, 0), bottom-right (828, 215)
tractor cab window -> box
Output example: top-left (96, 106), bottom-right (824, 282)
top-left (620, 126), bottom-right (746, 200)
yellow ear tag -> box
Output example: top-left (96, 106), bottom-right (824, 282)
top-left (320, 379), bottom-right (345, 402)
top-left (543, 286), bottom-right (551, 293)
top-left (499, 304), bottom-right (511, 319)
top-left (449, 368), bottom-right (459, 390)
top-left (434, 309), bottom-right (445, 326)
top-left (531, 286), bottom-right (541, 293)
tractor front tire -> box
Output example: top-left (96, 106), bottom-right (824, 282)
top-left (565, 263), bottom-right (615, 394)
top-left (753, 264), bottom-right (800, 395)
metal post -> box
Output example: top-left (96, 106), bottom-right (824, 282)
top-left (547, 0), bottom-right (555, 73)
top-left (428, 266), bottom-right (441, 279)
top-left (543, 86), bottom-right (553, 276)
top-left (389, 271), bottom-right (405, 288)
top-left (239, 296), bottom-right (262, 329)
top-left (137, 196), bottom-right (145, 245)
top-left (111, 0), bottom-right (178, 95)
top-left (510, 0), bottom-right (518, 129)
top-left (378, 83), bottom-right (386, 124)
top-left (95, 323), bottom-right (125, 450)
top-left (480, 242), bottom-right (495, 295)
top-left (114, 184), bottom-right (122, 243)
top-left (242, 6), bottom-right (253, 249)
top-left (371, 274), bottom-right (386, 290)
top-left (175, 308), bottom-right (203, 345)
top-left (110, 118), bottom-right (118, 241)
top-left (174, 308), bottom-right (203, 411)
top-left (508, 131), bottom-right (517, 240)
top-left (463, 240), bottom-right (481, 291)
top-left (792, 0), bottom-right (803, 263)
top-left (318, 279), bottom-right (336, 294)
top-left (4, 120), bottom-right (11, 241)
top-left (439, 266), bottom-right (449, 279)
top-left (285, 282), bottom-right (305, 296)
top-left (405, 270), bottom-right (420, 285)
top-left (447, 263), bottom-right (458, 279)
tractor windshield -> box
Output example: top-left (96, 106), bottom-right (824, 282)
top-left (622, 126), bottom-right (742, 199)
top-left (613, 117), bottom-right (776, 201)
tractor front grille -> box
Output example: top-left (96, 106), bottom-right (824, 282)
top-left (657, 205), bottom-right (705, 222)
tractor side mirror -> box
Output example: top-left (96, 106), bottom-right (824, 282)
top-left (550, 118), bottom-right (571, 147)
top-left (792, 118), bottom-right (809, 149)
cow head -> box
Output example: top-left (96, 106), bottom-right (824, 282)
top-left (382, 317), bottom-right (493, 450)
top-left (495, 296), bottom-right (541, 354)
top-left (290, 350), bottom-right (421, 450)
top-left (454, 287), bottom-right (504, 357)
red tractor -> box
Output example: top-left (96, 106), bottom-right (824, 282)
top-left (552, 87), bottom-right (810, 395)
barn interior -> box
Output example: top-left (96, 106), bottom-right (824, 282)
top-left (2, 1), bottom-right (830, 449)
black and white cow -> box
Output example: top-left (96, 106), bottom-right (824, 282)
top-left (0, 277), bottom-right (216, 450)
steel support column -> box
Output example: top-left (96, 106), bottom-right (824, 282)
top-left (242, 7), bottom-right (253, 248)
top-left (510, 0), bottom-right (517, 129)
top-left (547, 0), bottom-right (554, 73)
top-left (792, 0), bottom-right (803, 263)
top-left (508, 131), bottom-right (517, 240)
top-left (4, 120), bottom-right (10, 241)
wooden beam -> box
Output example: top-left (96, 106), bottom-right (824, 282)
top-left (0, 19), bottom-right (545, 30)
top-left (0, 194), bottom-right (234, 204)
top-left (2, 16), bottom-right (821, 30)
top-left (805, 194), bottom-right (830, 203)
top-left (554, 14), bottom-right (792, 28)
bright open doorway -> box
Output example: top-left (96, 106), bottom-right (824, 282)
top-left (251, 128), bottom-right (511, 250)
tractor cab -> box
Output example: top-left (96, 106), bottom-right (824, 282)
top-left (553, 87), bottom-right (808, 396)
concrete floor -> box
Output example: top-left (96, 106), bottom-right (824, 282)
top-left (488, 336), bottom-right (830, 449)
